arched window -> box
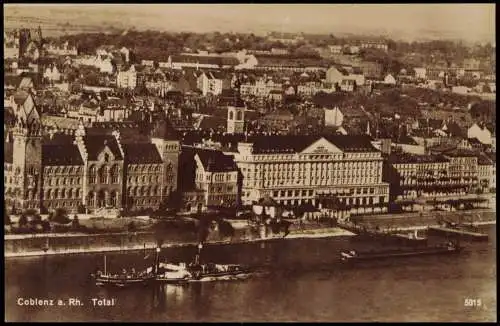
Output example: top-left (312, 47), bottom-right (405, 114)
top-left (228, 111), bottom-right (234, 120)
top-left (76, 188), bottom-right (81, 199)
top-left (89, 165), bottom-right (97, 184)
top-left (54, 189), bottom-right (59, 199)
top-left (45, 189), bottom-right (51, 199)
top-left (111, 165), bottom-right (120, 184)
top-left (236, 110), bottom-right (242, 120)
top-left (135, 187), bottom-right (141, 197)
top-left (61, 189), bottom-right (66, 199)
top-left (68, 189), bottom-right (74, 199)
top-left (99, 166), bottom-right (109, 184)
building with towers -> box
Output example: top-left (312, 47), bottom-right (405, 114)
top-left (4, 91), bottom-right (181, 215)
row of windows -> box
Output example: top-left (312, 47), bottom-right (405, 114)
top-left (127, 175), bottom-right (162, 185)
top-left (89, 166), bottom-right (120, 184)
top-left (207, 185), bottom-right (235, 193)
top-left (44, 188), bottom-right (82, 200)
top-left (271, 187), bottom-right (378, 198)
top-left (253, 170), bottom-right (380, 178)
top-left (257, 177), bottom-right (381, 188)
top-left (128, 164), bottom-right (162, 173)
top-left (243, 161), bottom-right (380, 172)
top-left (129, 198), bottom-right (160, 206)
top-left (45, 200), bottom-right (80, 209)
top-left (127, 186), bottom-right (163, 197)
top-left (207, 195), bottom-right (237, 204)
top-left (45, 166), bottom-right (83, 174)
top-left (45, 177), bottom-right (82, 187)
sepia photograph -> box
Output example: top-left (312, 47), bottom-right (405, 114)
top-left (3, 3), bottom-right (496, 322)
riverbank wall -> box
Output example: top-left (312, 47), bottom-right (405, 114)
top-left (4, 227), bottom-right (354, 259)
top-left (5, 209), bottom-right (495, 259)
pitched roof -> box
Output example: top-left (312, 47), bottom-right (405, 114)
top-left (42, 144), bottom-right (84, 166)
top-left (248, 135), bottom-right (306, 154)
top-left (40, 115), bottom-right (81, 130)
top-left (198, 116), bottom-right (226, 131)
top-left (323, 135), bottom-right (378, 152)
top-left (205, 71), bottom-right (227, 80)
top-left (446, 121), bottom-right (467, 138)
top-left (387, 153), bottom-right (449, 164)
top-left (42, 133), bottom-right (75, 145)
top-left (443, 148), bottom-right (479, 158)
top-left (83, 135), bottom-right (123, 160)
top-left (195, 148), bottom-right (238, 172)
top-left (19, 77), bottom-right (34, 89)
top-left (86, 123), bottom-right (151, 143)
top-left (123, 143), bottom-right (162, 164)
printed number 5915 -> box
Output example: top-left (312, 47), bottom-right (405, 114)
top-left (464, 298), bottom-right (482, 307)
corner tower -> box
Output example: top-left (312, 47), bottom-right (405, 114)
top-left (151, 117), bottom-right (181, 199)
top-left (11, 91), bottom-right (43, 212)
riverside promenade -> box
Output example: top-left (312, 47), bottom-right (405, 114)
top-left (5, 209), bottom-right (495, 258)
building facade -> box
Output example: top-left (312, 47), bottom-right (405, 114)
top-left (117, 65), bottom-right (137, 89)
top-left (193, 148), bottom-right (239, 207)
top-left (384, 153), bottom-right (456, 202)
top-left (4, 98), bottom-right (181, 214)
top-left (233, 135), bottom-right (390, 215)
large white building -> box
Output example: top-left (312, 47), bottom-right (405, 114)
top-left (117, 65), bottom-right (137, 89)
top-left (197, 71), bottom-right (225, 96)
top-left (232, 135), bottom-right (390, 215)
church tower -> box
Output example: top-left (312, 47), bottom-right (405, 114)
top-left (227, 105), bottom-right (245, 134)
top-left (11, 92), bottom-right (43, 212)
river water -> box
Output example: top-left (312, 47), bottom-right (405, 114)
top-left (5, 225), bottom-right (496, 322)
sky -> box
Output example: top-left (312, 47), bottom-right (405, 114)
top-left (4, 4), bottom-right (496, 44)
